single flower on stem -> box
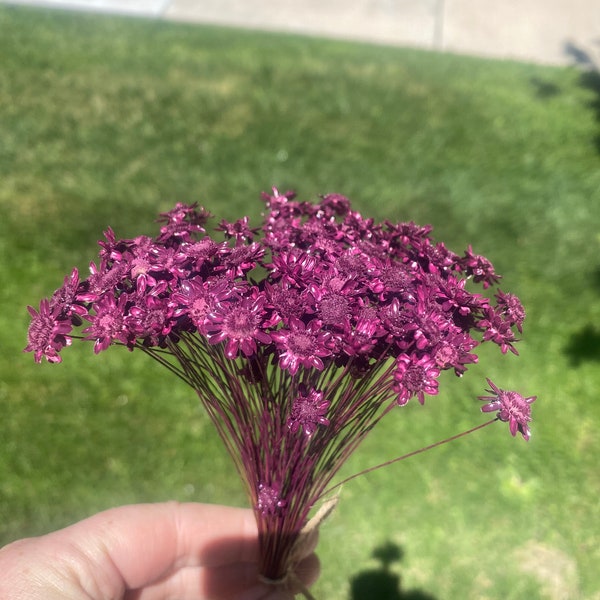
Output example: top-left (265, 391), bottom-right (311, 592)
top-left (479, 378), bottom-right (537, 440)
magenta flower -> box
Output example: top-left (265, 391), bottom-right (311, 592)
top-left (126, 294), bottom-right (174, 346)
top-left (257, 483), bottom-right (287, 516)
top-left (393, 353), bottom-right (441, 405)
top-left (288, 386), bottom-right (331, 436)
top-left (82, 293), bottom-right (130, 353)
top-left (460, 245), bottom-right (501, 288)
top-left (156, 202), bottom-right (210, 242)
top-left (495, 289), bottom-right (526, 333)
top-left (343, 316), bottom-right (385, 356)
top-left (479, 378), bottom-right (536, 440)
top-left (76, 260), bottom-right (127, 303)
top-left (217, 216), bottom-right (259, 242)
top-left (205, 292), bottom-right (271, 359)
top-left (479, 305), bottom-right (520, 355)
top-left (24, 299), bottom-right (73, 363)
top-left (271, 317), bottom-right (333, 375)
top-left (49, 268), bottom-right (87, 320)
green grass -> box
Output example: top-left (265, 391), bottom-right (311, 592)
top-left (1, 5), bottom-right (599, 599)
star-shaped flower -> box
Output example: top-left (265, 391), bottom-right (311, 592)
top-left (479, 378), bottom-right (536, 440)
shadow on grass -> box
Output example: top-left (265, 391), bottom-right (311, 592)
top-left (564, 41), bottom-right (600, 154)
top-left (349, 541), bottom-right (437, 600)
top-left (564, 324), bottom-right (600, 366)
top-left (563, 265), bottom-right (600, 365)
top-left (531, 41), bottom-right (600, 153)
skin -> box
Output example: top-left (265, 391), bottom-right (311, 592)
top-left (0, 502), bottom-right (319, 600)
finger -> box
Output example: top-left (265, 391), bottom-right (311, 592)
top-left (124, 561), bottom-right (271, 600)
top-left (55, 502), bottom-right (260, 591)
top-left (124, 550), bottom-right (320, 600)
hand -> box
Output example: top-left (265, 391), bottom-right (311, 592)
top-left (0, 502), bottom-right (319, 599)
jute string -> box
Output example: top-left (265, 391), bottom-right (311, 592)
top-left (258, 494), bottom-right (340, 599)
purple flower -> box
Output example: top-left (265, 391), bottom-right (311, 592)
top-left (495, 289), bottom-right (526, 333)
top-left (126, 294), bottom-right (174, 346)
top-left (218, 243), bottom-right (265, 277)
top-left (309, 280), bottom-right (355, 330)
top-left (24, 299), bottom-right (73, 363)
top-left (287, 386), bottom-right (330, 436)
top-left (205, 291), bottom-right (271, 359)
top-left (271, 317), bottom-right (333, 375)
top-left (82, 293), bottom-right (130, 353)
top-left (479, 378), bottom-right (536, 440)
top-left (380, 297), bottom-right (419, 349)
top-left (268, 249), bottom-right (317, 286)
top-left (76, 260), bottom-right (127, 303)
top-left (436, 275), bottom-right (489, 320)
top-left (129, 254), bottom-right (159, 294)
top-left (460, 245), bottom-right (501, 288)
top-left (217, 216), bottom-right (259, 242)
top-left (264, 282), bottom-right (312, 325)
top-left (156, 202), bottom-right (210, 243)
top-left (179, 238), bottom-right (224, 271)
top-left (343, 316), bottom-right (385, 356)
top-left (49, 268), bottom-right (88, 320)
top-left (432, 332), bottom-right (478, 375)
top-left (97, 227), bottom-right (123, 262)
top-left (393, 353), bottom-right (441, 405)
top-left (318, 193), bottom-right (351, 218)
top-left (257, 483), bottom-right (287, 516)
top-left (479, 305), bottom-right (519, 355)
top-left (384, 220), bottom-right (433, 248)
top-left (417, 239), bottom-right (460, 276)
top-left (171, 276), bottom-right (234, 332)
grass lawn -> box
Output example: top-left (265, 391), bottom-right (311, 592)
top-left (1, 4), bottom-right (599, 599)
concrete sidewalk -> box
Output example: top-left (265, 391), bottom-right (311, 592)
top-left (3, 0), bottom-right (600, 67)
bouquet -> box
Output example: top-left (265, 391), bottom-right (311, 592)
top-left (26, 189), bottom-right (535, 596)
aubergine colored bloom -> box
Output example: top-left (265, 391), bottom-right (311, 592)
top-left (460, 245), bottom-right (501, 288)
top-left (495, 289), bottom-right (526, 333)
top-left (25, 299), bottom-right (73, 363)
top-left (393, 353), bottom-right (441, 405)
top-left (479, 378), bottom-right (536, 440)
top-left (288, 386), bottom-right (331, 436)
top-left (270, 317), bottom-right (333, 375)
top-left (49, 268), bottom-right (87, 320)
top-left (25, 189), bottom-right (533, 584)
top-left (82, 293), bottom-right (130, 353)
top-left (257, 483), bottom-right (287, 516)
top-left (205, 291), bottom-right (271, 359)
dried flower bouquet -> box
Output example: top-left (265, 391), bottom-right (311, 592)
top-left (26, 190), bottom-right (535, 596)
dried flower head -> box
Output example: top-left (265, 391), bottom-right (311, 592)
top-left (288, 385), bottom-right (331, 436)
top-left (479, 378), bottom-right (536, 440)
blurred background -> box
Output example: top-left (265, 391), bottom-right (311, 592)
top-left (0, 2), bottom-right (599, 598)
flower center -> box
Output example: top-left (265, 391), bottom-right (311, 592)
top-left (28, 316), bottom-right (54, 346)
top-left (319, 294), bottom-right (349, 325)
top-left (288, 332), bottom-right (315, 356)
top-left (190, 297), bottom-right (208, 321)
top-left (224, 309), bottom-right (257, 338)
top-left (131, 258), bottom-right (151, 278)
top-left (403, 366), bottom-right (426, 391)
top-left (98, 313), bottom-right (122, 335)
top-left (503, 391), bottom-right (530, 420)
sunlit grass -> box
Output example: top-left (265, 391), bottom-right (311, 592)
top-left (1, 4), bottom-right (599, 598)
